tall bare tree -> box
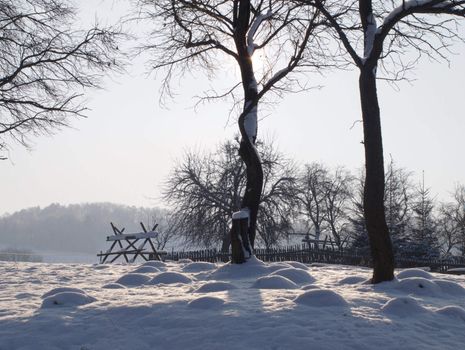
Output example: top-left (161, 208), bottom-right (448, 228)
top-left (136, 0), bottom-right (325, 262)
top-left (0, 0), bottom-right (123, 160)
top-left (323, 167), bottom-right (354, 249)
top-left (164, 138), bottom-right (299, 251)
top-left (299, 0), bottom-right (465, 282)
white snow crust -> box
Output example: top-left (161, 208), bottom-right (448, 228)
top-left (182, 262), bottom-right (217, 273)
top-left (115, 273), bottom-right (151, 287)
top-left (1, 262), bottom-right (465, 349)
top-left (337, 276), bottom-right (367, 285)
top-left (148, 271), bottom-right (193, 285)
top-left (252, 275), bottom-right (298, 290)
top-left (194, 281), bottom-right (237, 293)
top-left (397, 268), bottom-right (433, 280)
top-left (381, 296), bottom-right (429, 317)
top-left (188, 296), bottom-right (226, 309)
top-left (132, 265), bottom-right (160, 274)
top-left (142, 260), bottom-right (166, 269)
top-left (270, 268), bottom-right (315, 284)
top-left (294, 289), bottom-right (348, 307)
top-left (41, 290), bottom-right (96, 308)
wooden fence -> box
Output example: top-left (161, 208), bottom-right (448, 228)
top-left (165, 244), bottom-right (465, 273)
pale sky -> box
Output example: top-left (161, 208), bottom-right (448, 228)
top-left (1, 1), bottom-right (464, 215)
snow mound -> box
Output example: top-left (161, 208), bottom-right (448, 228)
top-left (16, 293), bottom-right (35, 300)
top-left (188, 296), bottom-right (225, 309)
top-left (284, 261), bottom-right (309, 270)
top-left (435, 305), bottom-right (465, 321)
top-left (148, 272), bottom-right (193, 285)
top-left (195, 281), bottom-right (237, 293)
top-left (310, 263), bottom-right (327, 267)
top-left (252, 275), bottom-right (298, 290)
top-left (42, 287), bottom-right (87, 299)
top-left (209, 258), bottom-right (269, 280)
top-left (396, 277), bottom-right (441, 296)
top-left (41, 291), bottom-right (96, 308)
top-left (433, 280), bottom-right (465, 296)
top-left (115, 273), bottom-right (151, 287)
top-left (102, 283), bottom-right (126, 289)
top-left (266, 263), bottom-right (293, 273)
top-left (381, 297), bottom-right (429, 317)
top-left (178, 259), bottom-right (193, 264)
top-left (142, 261), bottom-right (166, 269)
top-left (182, 262), bottom-right (217, 273)
top-left (132, 266), bottom-right (160, 274)
top-left (270, 268), bottom-right (315, 284)
top-left (294, 289), bottom-right (347, 307)
top-left (396, 268), bottom-right (433, 280)
top-left (337, 276), bottom-right (367, 285)
top-left (301, 284), bottom-right (320, 290)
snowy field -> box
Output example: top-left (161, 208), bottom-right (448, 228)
top-left (1, 258), bottom-right (465, 350)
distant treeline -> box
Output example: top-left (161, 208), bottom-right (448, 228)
top-left (0, 203), bottom-right (171, 255)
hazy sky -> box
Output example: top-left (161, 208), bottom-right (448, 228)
top-left (1, 1), bottom-right (464, 215)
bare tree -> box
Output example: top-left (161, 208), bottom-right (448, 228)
top-left (164, 138), bottom-right (299, 251)
top-left (323, 167), bottom-right (354, 249)
top-left (298, 163), bottom-right (353, 249)
top-left (257, 141), bottom-right (300, 249)
top-left (299, 0), bottom-right (465, 282)
top-left (135, 0), bottom-right (326, 263)
top-left (141, 208), bottom-right (178, 250)
top-left (298, 163), bottom-right (329, 243)
top-left (437, 202), bottom-right (461, 256)
top-left (441, 184), bottom-right (465, 255)
top-left (0, 0), bottom-right (123, 160)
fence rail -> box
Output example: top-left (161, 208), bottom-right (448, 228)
top-left (165, 244), bottom-right (465, 273)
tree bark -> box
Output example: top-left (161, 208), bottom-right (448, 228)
top-left (238, 134), bottom-right (263, 249)
top-left (229, 0), bottom-right (264, 263)
top-left (359, 67), bottom-right (395, 283)
top-left (221, 233), bottom-right (231, 253)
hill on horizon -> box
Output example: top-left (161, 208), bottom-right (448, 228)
top-left (0, 202), bottom-right (172, 257)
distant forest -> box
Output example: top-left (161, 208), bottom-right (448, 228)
top-left (0, 203), bottom-right (172, 255)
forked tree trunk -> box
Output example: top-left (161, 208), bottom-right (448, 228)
top-left (359, 67), bottom-right (395, 283)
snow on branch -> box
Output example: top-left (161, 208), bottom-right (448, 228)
top-left (243, 100), bottom-right (258, 142)
top-left (377, 0), bottom-right (465, 38)
top-left (247, 10), bottom-right (273, 56)
top-left (232, 208), bottom-right (250, 221)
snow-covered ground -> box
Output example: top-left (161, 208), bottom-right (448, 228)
top-left (1, 258), bottom-right (465, 350)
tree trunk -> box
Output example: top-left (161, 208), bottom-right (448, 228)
top-left (238, 135), bottom-right (263, 249)
top-left (229, 0), bottom-right (264, 263)
top-left (315, 225), bottom-right (321, 249)
top-left (221, 233), bottom-right (231, 253)
top-left (359, 67), bottom-right (395, 283)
